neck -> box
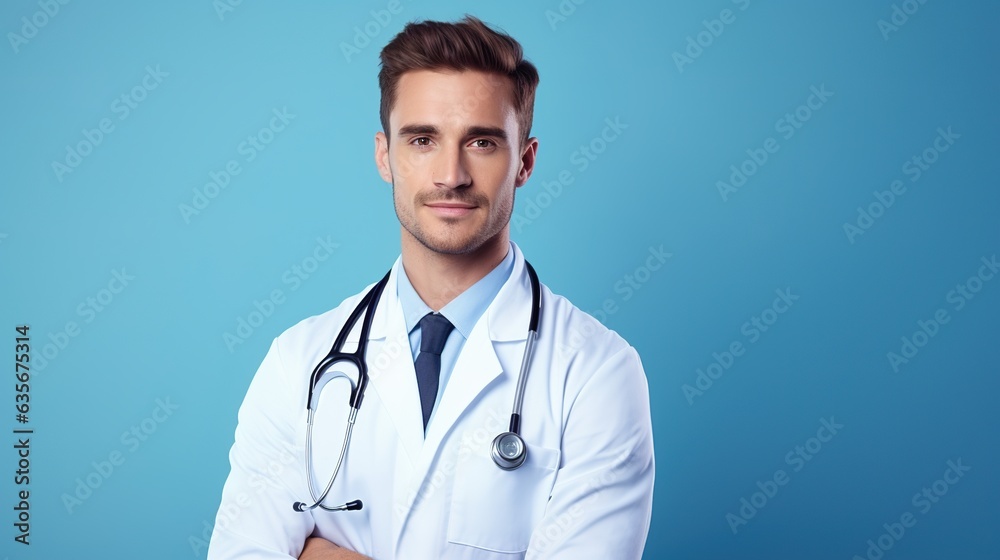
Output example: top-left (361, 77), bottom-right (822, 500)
top-left (400, 229), bottom-right (510, 311)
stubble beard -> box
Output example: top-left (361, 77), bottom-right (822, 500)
top-left (392, 179), bottom-right (516, 256)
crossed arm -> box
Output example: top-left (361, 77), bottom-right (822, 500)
top-left (211, 334), bottom-right (654, 558)
top-left (298, 343), bottom-right (655, 559)
top-left (299, 538), bottom-right (368, 560)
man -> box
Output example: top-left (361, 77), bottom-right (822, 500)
top-left (208, 15), bottom-right (654, 559)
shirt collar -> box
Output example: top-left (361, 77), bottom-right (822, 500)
top-left (397, 242), bottom-right (515, 340)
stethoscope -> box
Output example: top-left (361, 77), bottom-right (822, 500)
top-left (293, 261), bottom-right (541, 513)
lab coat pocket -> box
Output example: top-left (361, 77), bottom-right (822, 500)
top-left (447, 444), bottom-right (560, 554)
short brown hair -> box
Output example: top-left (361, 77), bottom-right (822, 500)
top-left (378, 14), bottom-right (540, 148)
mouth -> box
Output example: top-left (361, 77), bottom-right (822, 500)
top-left (425, 201), bottom-right (477, 218)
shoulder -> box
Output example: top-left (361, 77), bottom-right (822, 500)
top-left (534, 282), bottom-right (650, 441)
top-left (537, 282), bottom-right (642, 380)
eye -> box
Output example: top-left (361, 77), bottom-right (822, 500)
top-left (472, 139), bottom-right (496, 149)
top-left (411, 137), bottom-right (431, 147)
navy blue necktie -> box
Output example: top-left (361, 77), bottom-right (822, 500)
top-left (415, 312), bottom-right (454, 431)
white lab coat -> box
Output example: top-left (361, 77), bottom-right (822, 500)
top-left (208, 242), bottom-right (654, 559)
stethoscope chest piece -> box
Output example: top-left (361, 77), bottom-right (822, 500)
top-left (491, 431), bottom-right (527, 470)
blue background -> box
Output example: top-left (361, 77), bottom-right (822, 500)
top-left (2, 1), bottom-right (998, 558)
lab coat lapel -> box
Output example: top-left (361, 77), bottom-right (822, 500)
top-left (420, 244), bottom-right (534, 457)
top-left (402, 245), bottom-right (534, 514)
top-left (345, 260), bottom-right (425, 466)
top-left (420, 318), bottom-right (503, 458)
top-left (353, 245), bottom-right (536, 554)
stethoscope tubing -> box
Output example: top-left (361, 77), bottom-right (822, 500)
top-left (294, 271), bottom-right (389, 513)
top-left (294, 261), bottom-right (540, 511)
top-left (297, 408), bottom-right (358, 512)
top-left (507, 261), bottom-right (540, 433)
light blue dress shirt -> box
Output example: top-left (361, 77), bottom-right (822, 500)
top-left (396, 242), bottom-right (515, 431)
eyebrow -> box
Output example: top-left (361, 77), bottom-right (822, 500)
top-left (397, 124), bottom-right (508, 142)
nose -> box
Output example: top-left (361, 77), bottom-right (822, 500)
top-left (432, 143), bottom-right (472, 190)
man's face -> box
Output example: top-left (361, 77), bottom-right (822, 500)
top-left (375, 70), bottom-right (537, 256)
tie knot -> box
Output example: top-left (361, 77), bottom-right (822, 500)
top-left (419, 313), bottom-right (454, 356)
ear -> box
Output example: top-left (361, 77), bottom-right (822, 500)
top-left (374, 131), bottom-right (392, 184)
top-left (514, 137), bottom-right (539, 188)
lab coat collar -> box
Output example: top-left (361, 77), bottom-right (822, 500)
top-left (344, 241), bottom-right (533, 345)
top-left (485, 241), bottom-right (534, 343)
top-left (339, 242), bottom-right (533, 458)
